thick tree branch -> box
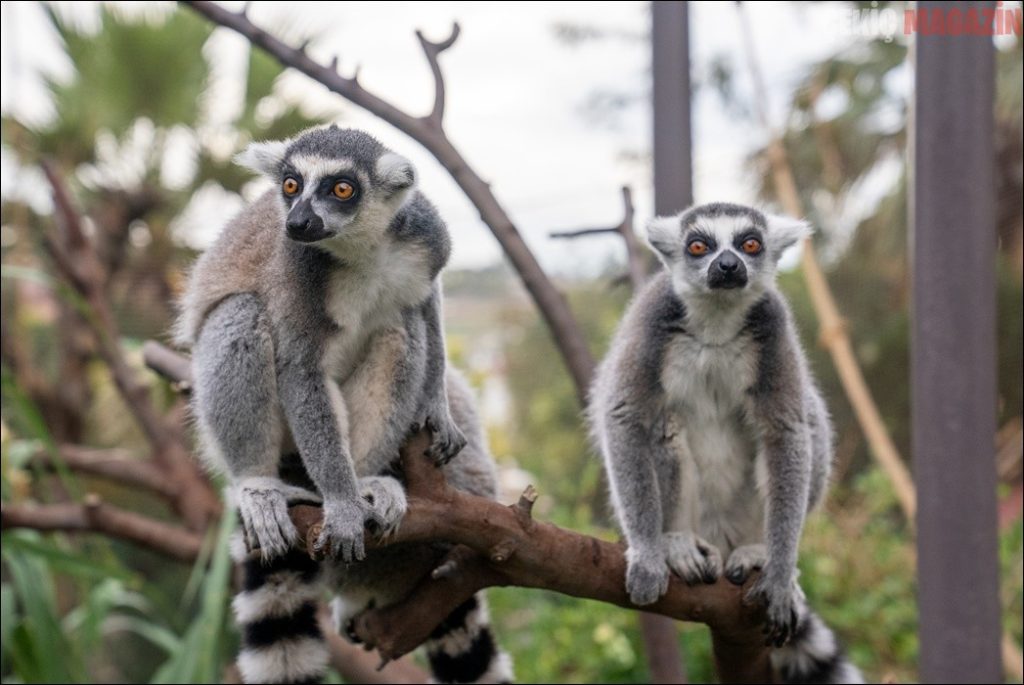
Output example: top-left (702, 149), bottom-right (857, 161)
top-left (40, 162), bottom-right (220, 531)
top-left (31, 445), bottom-right (176, 499)
top-left (181, 0), bottom-right (596, 405)
top-left (1, 496), bottom-right (204, 561)
top-left (292, 430), bottom-right (773, 683)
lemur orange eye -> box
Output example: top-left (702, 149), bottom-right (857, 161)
top-left (333, 181), bottom-right (355, 200)
top-left (282, 177), bottom-right (300, 196)
top-left (687, 240), bottom-right (709, 256)
top-left (741, 238), bottom-right (762, 255)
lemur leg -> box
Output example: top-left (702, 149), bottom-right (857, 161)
top-left (342, 326), bottom-right (414, 474)
top-left (601, 412), bottom-right (670, 606)
top-left (663, 429), bottom-right (722, 585)
top-left (419, 286), bottom-right (467, 464)
top-left (193, 294), bottom-right (299, 560)
top-left (335, 327), bottom-right (411, 538)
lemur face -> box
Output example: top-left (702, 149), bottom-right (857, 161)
top-left (236, 126), bottom-right (416, 249)
top-left (646, 203), bottom-right (811, 299)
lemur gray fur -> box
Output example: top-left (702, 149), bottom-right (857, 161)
top-left (590, 202), bottom-right (862, 684)
top-left (176, 126), bottom-right (511, 684)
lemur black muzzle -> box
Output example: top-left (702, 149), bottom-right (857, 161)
top-left (707, 250), bottom-right (748, 290)
top-left (286, 200), bottom-right (330, 243)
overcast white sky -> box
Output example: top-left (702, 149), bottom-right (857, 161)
top-left (1, 1), bottom-right (869, 274)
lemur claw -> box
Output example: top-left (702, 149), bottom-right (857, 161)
top-left (423, 415), bottom-right (467, 466)
top-left (745, 573), bottom-right (803, 647)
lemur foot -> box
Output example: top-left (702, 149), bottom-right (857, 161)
top-left (315, 497), bottom-right (369, 563)
top-left (745, 573), bottom-right (805, 647)
top-left (724, 544), bottom-right (767, 585)
top-left (235, 477), bottom-right (303, 561)
top-left (421, 414), bottom-right (467, 466)
top-left (663, 531), bottom-right (722, 585)
top-left (359, 475), bottom-right (407, 539)
top-left (625, 546), bottom-right (671, 606)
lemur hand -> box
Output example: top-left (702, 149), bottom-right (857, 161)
top-left (745, 569), bottom-right (804, 647)
top-left (422, 411), bottom-right (467, 466)
top-left (662, 531), bottom-right (722, 585)
top-left (315, 497), bottom-right (369, 563)
top-left (359, 475), bottom-right (407, 539)
top-left (625, 546), bottom-right (671, 606)
top-left (235, 477), bottom-right (302, 561)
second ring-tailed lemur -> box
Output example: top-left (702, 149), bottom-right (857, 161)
top-left (590, 203), bottom-right (862, 684)
top-left (176, 126), bottom-right (511, 684)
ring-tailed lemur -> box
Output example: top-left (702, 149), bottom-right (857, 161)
top-left (590, 203), bottom-right (862, 684)
top-left (176, 126), bottom-right (512, 684)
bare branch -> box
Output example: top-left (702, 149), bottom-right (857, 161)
top-left (182, 0), bottom-right (596, 405)
top-left (31, 445), bottom-right (176, 499)
top-left (142, 340), bottom-right (194, 392)
top-left (40, 162), bottom-right (220, 530)
top-left (1, 496), bottom-right (204, 561)
top-left (550, 186), bottom-right (648, 290)
top-left (549, 227), bottom-right (620, 239)
top-left (415, 23), bottom-right (460, 128)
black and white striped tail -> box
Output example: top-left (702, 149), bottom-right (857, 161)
top-left (424, 594), bottom-right (513, 684)
top-left (772, 604), bottom-right (863, 684)
top-left (231, 534), bottom-right (328, 685)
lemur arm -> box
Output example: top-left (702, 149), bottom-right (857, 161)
top-left (419, 283), bottom-right (466, 464)
top-left (601, 401), bottom-right (674, 606)
top-left (746, 296), bottom-right (812, 645)
top-left (603, 406), bottom-right (665, 553)
top-left (276, 352), bottom-right (367, 562)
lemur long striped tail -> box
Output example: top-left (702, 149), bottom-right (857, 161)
top-left (424, 594), bottom-right (514, 684)
top-left (231, 534), bottom-right (330, 685)
top-left (772, 602), bottom-right (863, 684)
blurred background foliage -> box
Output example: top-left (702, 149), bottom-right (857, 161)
top-left (1, 2), bottom-right (1022, 684)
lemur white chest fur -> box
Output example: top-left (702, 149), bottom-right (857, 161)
top-left (661, 328), bottom-right (766, 553)
top-left (321, 240), bottom-right (434, 381)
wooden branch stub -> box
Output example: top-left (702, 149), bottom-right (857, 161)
top-left (143, 340), bottom-right (194, 387)
top-left (431, 556), bottom-right (459, 579)
top-left (514, 484), bottom-right (538, 530)
top-left (488, 539), bottom-right (516, 563)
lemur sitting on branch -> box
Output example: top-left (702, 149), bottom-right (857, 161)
top-left (176, 126), bottom-right (512, 685)
top-left (591, 202), bottom-right (863, 684)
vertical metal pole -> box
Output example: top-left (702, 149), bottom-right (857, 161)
top-left (913, 2), bottom-right (1001, 682)
top-left (653, 0), bottom-right (693, 215)
top-left (643, 2), bottom-right (691, 683)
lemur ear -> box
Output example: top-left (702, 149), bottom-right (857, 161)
top-left (765, 213), bottom-right (813, 254)
top-left (234, 139), bottom-right (290, 177)
top-left (645, 215), bottom-right (682, 259)
top-left (377, 152), bottom-right (416, 196)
